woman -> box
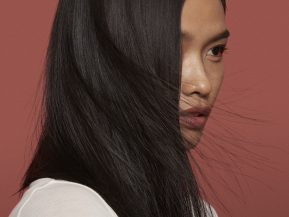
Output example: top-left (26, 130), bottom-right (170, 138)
top-left (9, 0), bottom-right (229, 216)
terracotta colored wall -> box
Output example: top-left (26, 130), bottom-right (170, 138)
top-left (192, 0), bottom-right (289, 216)
top-left (1, 1), bottom-right (289, 217)
top-left (0, 1), bottom-right (57, 215)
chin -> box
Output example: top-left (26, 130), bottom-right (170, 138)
top-left (181, 129), bottom-right (203, 150)
top-left (185, 140), bottom-right (200, 150)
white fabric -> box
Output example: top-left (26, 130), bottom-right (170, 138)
top-left (8, 177), bottom-right (218, 217)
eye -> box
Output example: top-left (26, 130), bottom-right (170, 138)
top-left (207, 44), bottom-right (228, 59)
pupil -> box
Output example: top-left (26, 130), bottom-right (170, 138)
top-left (213, 47), bottom-right (220, 55)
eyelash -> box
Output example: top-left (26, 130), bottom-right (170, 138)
top-left (207, 44), bottom-right (229, 59)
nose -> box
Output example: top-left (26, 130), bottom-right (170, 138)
top-left (181, 58), bottom-right (212, 97)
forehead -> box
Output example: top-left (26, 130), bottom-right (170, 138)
top-left (181, 0), bottom-right (226, 38)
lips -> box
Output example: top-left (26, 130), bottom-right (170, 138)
top-left (179, 115), bottom-right (207, 129)
top-left (179, 106), bottom-right (211, 117)
top-left (179, 105), bottom-right (211, 129)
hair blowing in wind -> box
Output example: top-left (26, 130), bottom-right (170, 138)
top-left (15, 0), bottom-right (227, 216)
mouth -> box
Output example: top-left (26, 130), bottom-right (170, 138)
top-left (179, 106), bottom-right (211, 129)
top-left (179, 105), bottom-right (211, 116)
top-left (179, 114), bottom-right (207, 130)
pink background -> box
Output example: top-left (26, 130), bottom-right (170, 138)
top-left (1, 1), bottom-right (289, 216)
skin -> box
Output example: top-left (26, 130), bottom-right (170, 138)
top-left (179, 0), bottom-right (230, 149)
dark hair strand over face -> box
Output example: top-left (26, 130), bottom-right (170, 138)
top-left (15, 1), bottom-right (227, 217)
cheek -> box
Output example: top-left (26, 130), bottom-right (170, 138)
top-left (206, 62), bottom-right (224, 97)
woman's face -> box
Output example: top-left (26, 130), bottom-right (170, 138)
top-left (179, 0), bottom-right (230, 149)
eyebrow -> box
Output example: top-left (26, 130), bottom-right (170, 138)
top-left (181, 29), bottom-right (231, 45)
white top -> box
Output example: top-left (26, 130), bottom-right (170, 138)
top-left (8, 177), bottom-right (218, 217)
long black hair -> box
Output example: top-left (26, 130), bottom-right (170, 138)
top-left (16, 0), bottom-right (227, 216)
